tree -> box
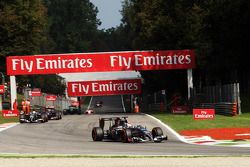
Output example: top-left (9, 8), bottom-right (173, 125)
top-left (45, 0), bottom-right (100, 53)
top-left (203, 0), bottom-right (250, 83)
top-left (120, 0), bottom-right (209, 94)
top-left (0, 0), bottom-right (48, 71)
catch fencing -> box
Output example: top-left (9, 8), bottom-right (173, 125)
top-left (141, 83), bottom-right (241, 116)
top-left (29, 93), bottom-right (71, 111)
top-left (193, 83), bottom-right (241, 116)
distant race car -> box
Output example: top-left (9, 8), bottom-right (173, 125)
top-left (85, 109), bottom-right (94, 114)
top-left (92, 117), bottom-right (168, 143)
top-left (63, 105), bottom-right (81, 115)
top-left (19, 107), bottom-right (48, 123)
top-left (94, 101), bottom-right (103, 108)
top-left (46, 106), bottom-right (62, 120)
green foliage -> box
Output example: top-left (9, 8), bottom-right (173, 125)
top-left (120, 0), bottom-right (250, 94)
top-left (204, 0), bottom-right (250, 78)
top-left (0, 0), bottom-right (48, 57)
top-left (45, 0), bottom-right (100, 53)
top-left (0, 114), bottom-right (18, 124)
top-left (17, 74), bottom-right (66, 95)
top-left (0, 0), bottom-right (101, 95)
top-left (120, 0), bottom-right (211, 93)
top-left (121, 0), bottom-right (209, 51)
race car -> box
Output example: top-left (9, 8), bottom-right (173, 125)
top-left (85, 109), bottom-right (94, 114)
top-left (46, 106), bottom-right (62, 120)
top-left (94, 101), bottom-right (103, 108)
top-left (63, 105), bottom-right (81, 115)
top-left (92, 117), bottom-right (168, 143)
top-left (19, 107), bottom-right (48, 123)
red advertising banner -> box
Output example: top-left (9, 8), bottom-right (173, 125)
top-left (171, 106), bottom-right (188, 114)
top-left (7, 50), bottom-right (195, 75)
top-left (2, 110), bottom-right (19, 117)
top-left (46, 95), bottom-right (57, 101)
top-left (31, 88), bottom-right (41, 96)
top-left (0, 85), bottom-right (4, 94)
top-left (67, 79), bottom-right (142, 96)
top-left (193, 109), bottom-right (215, 120)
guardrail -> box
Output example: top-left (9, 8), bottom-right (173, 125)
top-left (193, 102), bottom-right (237, 116)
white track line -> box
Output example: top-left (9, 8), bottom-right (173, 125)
top-left (145, 114), bottom-right (188, 143)
top-left (0, 123), bottom-right (19, 132)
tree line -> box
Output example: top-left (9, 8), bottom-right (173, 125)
top-left (119, 0), bottom-right (250, 97)
top-left (0, 0), bottom-right (249, 97)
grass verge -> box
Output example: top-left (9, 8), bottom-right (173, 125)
top-left (0, 114), bottom-right (18, 124)
top-left (151, 113), bottom-right (250, 132)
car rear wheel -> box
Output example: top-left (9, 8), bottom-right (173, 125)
top-left (92, 127), bottom-right (104, 141)
top-left (121, 128), bottom-right (132, 143)
top-left (63, 110), bottom-right (68, 115)
top-left (152, 127), bottom-right (163, 138)
top-left (56, 112), bottom-right (60, 120)
top-left (41, 113), bottom-right (47, 123)
top-left (59, 112), bottom-right (62, 119)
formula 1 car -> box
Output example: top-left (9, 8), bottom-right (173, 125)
top-left (94, 101), bottom-right (103, 108)
top-left (85, 108), bottom-right (94, 114)
top-left (19, 107), bottom-right (48, 123)
top-left (63, 105), bottom-right (81, 115)
top-left (46, 106), bottom-right (62, 120)
top-left (92, 117), bottom-right (168, 143)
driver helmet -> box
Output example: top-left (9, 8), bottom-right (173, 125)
top-left (115, 118), bottom-right (121, 126)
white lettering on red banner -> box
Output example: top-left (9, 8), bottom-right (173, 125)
top-left (171, 106), bottom-right (188, 114)
top-left (193, 109), bottom-right (215, 120)
top-left (7, 50), bottom-right (195, 75)
top-left (31, 88), bottom-right (41, 97)
top-left (2, 110), bottom-right (19, 117)
top-left (67, 79), bottom-right (142, 96)
top-left (0, 85), bottom-right (4, 94)
top-left (46, 95), bottom-right (57, 101)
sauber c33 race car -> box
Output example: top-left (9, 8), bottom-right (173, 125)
top-left (92, 117), bottom-right (168, 143)
top-left (46, 106), bottom-right (62, 120)
top-left (19, 107), bottom-right (48, 123)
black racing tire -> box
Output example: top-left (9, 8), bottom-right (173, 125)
top-left (152, 127), bottom-right (163, 138)
top-left (121, 128), bottom-right (132, 143)
top-left (19, 114), bottom-right (25, 123)
top-left (63, 110), bottom-right (68, 115)
top-left (41, 114), bottom-right (46, 123)
top-left (59, 112), bottom-right (62, 119)
top-left (77, 110), bottom-right (82, 115)
top-left (44, 114), bottom-right (48, 122)
top-left (56, 112), bottom-right (60, 120)
top-left (92, 127), bottom-right (104, 141)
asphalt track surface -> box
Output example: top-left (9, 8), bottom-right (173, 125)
top-left (0, 95), bottom-right (250, 156)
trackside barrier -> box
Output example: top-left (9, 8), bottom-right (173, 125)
top-left (193, 102), bottom-right (237, 116)
top-left (232, 102), bottom-right (237, 116)
top-left (30, 93), bottom-right (71, 111)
